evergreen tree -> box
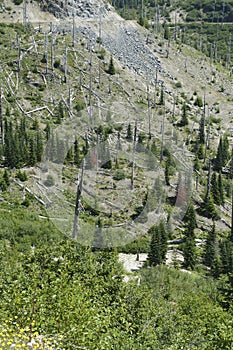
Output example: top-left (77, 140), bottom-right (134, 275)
top-left (203, 223), bottom-right (218, 271)
top-left (126, 123), bottom-right (132, 141)
top-left (107, 56), bottom-right (115, 75)
top-left (211, 172), bottom-right (220, 205)
top-left (202, 193), bottom-right (218, 220)
top-left (183, 237), bottom-right (196, 270)
top-left (3, 169), bottom-right (10, 187)
top-left (74, 138), bottom-right (80, 166)
top-left (165, 160), bottom-right (170, 185)
top-left (179, 102), bottom-right (188, 126)
top-left (28, 137), bottom-right (36, 166)
top-left (218, 172), bottom-right (224, 205)
top-left (197, 144), bottom-right (204, 160)
top-left (184, 202), bottom-right (197, 235)
top-left (159, 221), bottom-right (168, 261)
top-left (183, 201), bottom-right (197, 270)
top-left (45, 122), bottom-right (51, 141)
top-left (164, 23), bottom-right (170, 40)
top-left (66, 144), bottom-right (74, 163)
top-left (159, 87), bottom-right (164, 105)
top-left (35, 131), bottom-right (43, 162)
top-left (148, 222), bottom-right (168, 266)
top-left (148, 225), bottom-right (162, 266)
top-left (198, 115), bottom-right (205, 144)
top-left (55, 101), bottom-right (64, 124)
top-left (214, 137), bottom-right (223, 172)
top-left (222, 134), bottom-right (229, 166)
top-left (220, 239), bottom-right (233, 274)
top-left (150, 140), bottom-right (158, 157)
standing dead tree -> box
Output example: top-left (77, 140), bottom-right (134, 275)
top-left (0, 86), bottom-right (3, 144)
top-left (73, 159), bottom-right (85, 239)
top-left (131, 120), bottom-right (138, 190)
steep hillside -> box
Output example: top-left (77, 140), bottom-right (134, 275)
top-left (0, 1), bottom-right (233, 349)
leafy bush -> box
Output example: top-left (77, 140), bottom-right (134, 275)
top-left (113, 169), bottom-right (126, 181)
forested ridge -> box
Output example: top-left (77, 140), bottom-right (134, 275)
top-left (0, 0), bottom-right (232, 348)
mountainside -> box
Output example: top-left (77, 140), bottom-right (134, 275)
top-left (0, 1), bottom-right (233, 349)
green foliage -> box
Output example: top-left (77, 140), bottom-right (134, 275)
top-left (107, 56), bottom-right (115, 75)
top-left (211, 171), bottom-right (221, 205)
top-left (179, 102), bottom-right (188, 126)
top-left (203, 223), bottom-right (219, 272)
top-left (183, 202), bottom-right (197, 270)
top-left (148, 221), bottom-right (168, 266)
top-left (194, 95), bottom-right (203, 107)
top-left (164, 23), bottom-right (170, 40)
top-left (126, 123), bottom-right (133, 141)
top-left (201, 193), bottom-right (219, 220)
top-left (198, 114), bottom-right (205, 145)
top-left (12, 0), bottom-right (23, 4)
top-left (113, 169), bottom-right (126, 181)
top-left (3, 118), bottom-right (43, 169)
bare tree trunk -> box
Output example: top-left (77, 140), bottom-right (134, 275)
top-left (64, 46), bottom-right (68, 83)
top-left (206, 159), bottom-right (211, 202)
top-left (88, 43), bottom-right (94, 145)
top-left (231, 147), bottom-right (233, 241)
top-left (204, 107), bottom-right (210, 163)
top-left (17, 35), bottom-right (21, 71)
top-left (45, 33), bottom-right (49, 75)
top-left (23, 0), bottom-right (27, 30)
top-left (153, 66), bottom-right (158, 107)
top-left (131, 120), bottom-right (137, 190)
top-left (72, 0), bottom-right (75, 47)
top-left (160, 98), bottom-right (165, 163)
top-left (0, 86), bottom-right (3, 144)
top-left (73, 159), bottom-right (85, 239)
top-left (51, 28), bottom-right (54, 73)
top-left (146, 77), bottom-right (151, 138)
top-left (227, 34), bottom-right (231, 69)
top-left (172, 92), bottom-right (176, 124)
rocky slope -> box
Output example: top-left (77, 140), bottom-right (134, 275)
top-left (38, 0), bottom-right (112, 19)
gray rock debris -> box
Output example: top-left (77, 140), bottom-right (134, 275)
top-left (77, 24), bottom-right (163, 84)
top-left (39, 0), bottom-right (111, 19)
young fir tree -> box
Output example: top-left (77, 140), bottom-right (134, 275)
top-left (203, 223), bottom-right (218, 271)
top-left (211, 172), bottom-right (220, 205)
top-left (28, 137), bottom-right (36, 166)
top-left (184, 202), bottom-right (197, 234)
top-left (179, 102), bottom-right (188, 126)
top-left (159, 221), bottom-right (168, 261)
top-left (183, 201), bottom-right (197, 270)
top-left (214, 136), bottom-right (223, 172)
top-left (159, 86), bottom-right (164, 105)
top-left (202, 192), bottom-right (218, 220)
top-left (55, 101), bottom-right (64, 124)
top-left (45, 122), bottom-right (51, 141)
top-left (218, 172), bottom-right (224, 205)
top-left (164, 23), bottom-right (170, 40)
top-left (183, 237), bottom-right (196, 270)
top-left (198, 114), bottom-right (205, 144)
top-left (3, 169), bottom-right (10, 187)
top-left (148, 222), bottom-right (168, 266)
top-left (165, 160), bottom-right (170, 185)
top-left (126, 123), bottom-right (133, 141)
top-left (107, 56), bottom-right (115, 75)
top-left (35, 131), bottom-right (43, 162)
top-left (222, 134), bottom-right (229, 166)
top-left (220, 239), bottom-right (233, 275)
